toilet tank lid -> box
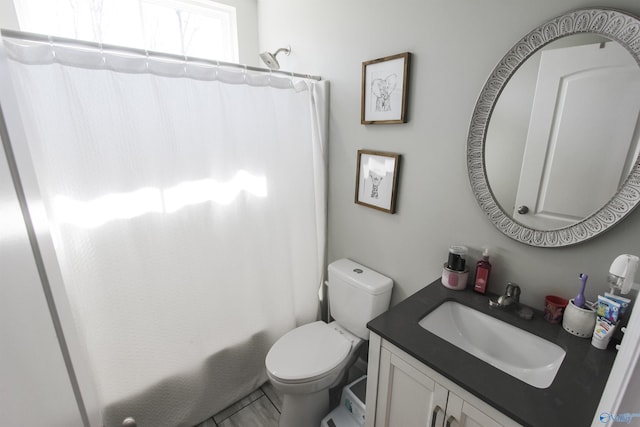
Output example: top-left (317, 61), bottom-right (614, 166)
top-left (328, 259), bottom-right (393, 295)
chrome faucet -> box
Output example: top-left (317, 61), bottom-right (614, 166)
top-left (490, 283), bottom-right (521, 308)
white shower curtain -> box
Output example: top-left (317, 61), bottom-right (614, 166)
top-left (2, 36), bottom-right (327, 427)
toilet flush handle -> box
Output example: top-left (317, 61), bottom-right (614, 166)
top-left (122, 417), bottom-right (137, 427)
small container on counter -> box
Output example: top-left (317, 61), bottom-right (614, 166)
top-left (441, 263), bottom-right (469, 290)
top-left (562, 299), bottom-right (597, 338)
top-left (473, 248), bottom-right (491, 294)
top-left (544, 295), bottom-right (569, 324)
top-left (442, 245), bottom-right (469, 290)
top-left (446, 245), bottom-right (468, 272)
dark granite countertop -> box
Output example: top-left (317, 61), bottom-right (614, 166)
top-left (367, 279), bottom-right (617, 427)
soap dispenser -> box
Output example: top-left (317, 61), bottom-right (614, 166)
top-left (474, 248), bottom-right (491, 294)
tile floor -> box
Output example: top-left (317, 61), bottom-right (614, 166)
top-left (193, 359), bottom-right (367, 427)
top-left (193, 382), bottom-right (282, 427)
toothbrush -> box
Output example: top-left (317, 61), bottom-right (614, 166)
top-left (574, 273), bottom-right (588, 308)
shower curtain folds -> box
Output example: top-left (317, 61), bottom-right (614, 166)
top-left (0, 29), bottom-right (321, 81)
top-left (1, 33), bottom-right (327, 427)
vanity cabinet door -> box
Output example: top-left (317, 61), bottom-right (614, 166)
top-left (374, 347), bottom-right (448, 427)
top-left (445, 392), bottom-right (503, 427)
top-left (365, 334), bottom-right (520, 427)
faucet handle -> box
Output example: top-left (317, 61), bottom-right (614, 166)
top-left (505, 283), bottom-right (521, 300)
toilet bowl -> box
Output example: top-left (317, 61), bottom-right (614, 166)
top-left (265, 259), bottom-right (393, 427)
top-left (266, 321), bottom-right (362, 427)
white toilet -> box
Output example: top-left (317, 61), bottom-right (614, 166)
top-left (265, 258), bottom-right (393, 427)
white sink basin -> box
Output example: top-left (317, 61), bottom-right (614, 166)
top-left (418, 301), bottom-right (565, 389)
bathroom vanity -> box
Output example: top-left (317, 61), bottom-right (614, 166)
top-left (364, 279), bottom-right (617, 427)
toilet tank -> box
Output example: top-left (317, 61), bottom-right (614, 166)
top-left (328, 259), bottom-right (393, 340)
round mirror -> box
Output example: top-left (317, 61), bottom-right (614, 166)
top-left (468, 8), bottom-right (640, 247)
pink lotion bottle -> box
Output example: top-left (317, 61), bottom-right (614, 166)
top-left (474, 248), bottom-right (491, 294)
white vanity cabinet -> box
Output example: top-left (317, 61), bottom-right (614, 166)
top-left (365, 333), bottom-right (521, 427)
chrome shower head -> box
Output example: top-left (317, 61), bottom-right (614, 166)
top-left (259, 45), bottom-right (291, 70)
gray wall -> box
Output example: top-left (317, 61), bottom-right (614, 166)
top-left (216, 0), bottom-right (259, 66)
top-left (257, 0), bottom-right (640, 310)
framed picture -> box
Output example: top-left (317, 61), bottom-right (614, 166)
top-left (361, 52), bottom-right (411, 124)
top-left (355, 150), bottom-right (401, 213)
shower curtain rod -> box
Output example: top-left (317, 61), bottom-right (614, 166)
top-left (0, 29), bottom-right (322, 81)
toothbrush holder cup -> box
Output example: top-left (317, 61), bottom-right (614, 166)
top-left (562, 299), bottom-right (596, 338)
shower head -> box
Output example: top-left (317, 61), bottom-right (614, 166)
top-left (259, 45), bottom-right (291, 70)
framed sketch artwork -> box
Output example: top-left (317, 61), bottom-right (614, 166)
top-left (355, 150), bottom-right (400, 213)
top-left (361, 52), bottom-right (411, 124)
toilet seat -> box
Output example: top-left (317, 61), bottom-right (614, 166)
top-left (266, 321), bottom-right (352, 383)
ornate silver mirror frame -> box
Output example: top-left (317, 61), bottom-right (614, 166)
top-left (467, 8), bottom-right (640, 247)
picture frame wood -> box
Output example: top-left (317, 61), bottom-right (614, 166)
top-left (361, 52), bottom-right (411, 124)
top-left (355, 150), bottom-right (401, 213)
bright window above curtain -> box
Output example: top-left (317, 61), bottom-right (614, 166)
top-left (12, 0), bottom-right (239, 62)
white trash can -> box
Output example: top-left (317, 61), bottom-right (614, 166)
top-left (321, 375), bottom-right (367, 427)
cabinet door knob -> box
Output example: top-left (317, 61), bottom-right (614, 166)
top-left (517, 205), bottom-right (529, 214)
top-left (122, 418), bottom-right (137, 427)
top-left (445, 415), bottom-right (458, 427)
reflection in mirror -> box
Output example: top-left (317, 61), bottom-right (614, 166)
top-left (468, 8), bottom-right (640, 247)
top-left (486, 35), bottom-right (640, 230)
